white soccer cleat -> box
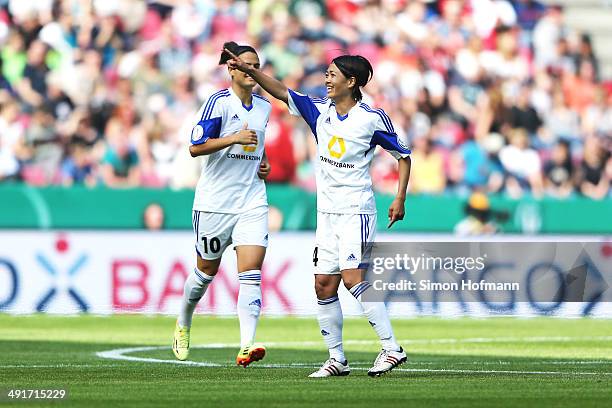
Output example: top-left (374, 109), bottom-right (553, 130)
top-left (308, 358), bottom-right (350, 378)
top-left (367, 347), bottom-right (407, 377)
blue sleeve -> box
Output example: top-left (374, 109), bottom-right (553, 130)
top-left (370, 130), bottom-right (411, 159)
top-left (288, 89), bottom-right (321, 141)
top-left (190, 117), bottom-right (222, 145)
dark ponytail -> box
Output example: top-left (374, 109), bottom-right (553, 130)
top-left (219, 41), bottom-right (258, 65)
top-left (331, 55), bottom-right (373, 101)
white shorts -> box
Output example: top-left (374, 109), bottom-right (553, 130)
top-left (313, 212), bottom-right (377, 275)
top-left (193, 206), bottom-right (268, 260)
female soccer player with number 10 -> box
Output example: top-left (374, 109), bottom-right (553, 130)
top-left (173, 42), bottom-right (271, 368)
top-left (225, 48), bottom-right (412, 377)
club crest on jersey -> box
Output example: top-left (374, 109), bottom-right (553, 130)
top-left (243, 138), bottom-right (258, 153)
top-left (191, 124), bottom-right (204, 142)
top-left (327, 136), bottom-right (346, 159)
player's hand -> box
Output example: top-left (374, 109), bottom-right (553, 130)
top-left (224, 48), bottom-right (249, 73)
top-left (387, 197), bottom-right (405, 228)
top-left (258, 158), bottom-right (271, 180)
top-left (233, 122), bottom-right (258, 145)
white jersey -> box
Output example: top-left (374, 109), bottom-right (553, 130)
top-left (287, 89), bottom-right (411, 214)
top-left (190, 87), bottom-right (271, 213)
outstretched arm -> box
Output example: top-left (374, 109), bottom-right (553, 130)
top-left (224, 48), bottom-right (288, 103)
top-left (388, 156), bottom-right (411, 228)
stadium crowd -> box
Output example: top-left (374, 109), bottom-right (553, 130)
top-left (0, 0), bottom-right (610, 199)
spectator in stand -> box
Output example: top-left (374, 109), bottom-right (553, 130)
top-left (1, 31), bottom-right (27, 86)
top-left (543, 139), bottom-right (574, 198)
top-left (480, 25), bottom-right (529, 81)
top-left (409, 136), bottom-right (446, 194)
top-left (142, 202), bottom-right (165, 230)
top-left (458, 136), bottom-right (493, 190)
top-left (582, 87), bottom-right (612, 138)
top-left (514, 0), bottom-right (546, 32)
top-left (508, 83), bottom-right (542, 137)
top-left (543, 86), bottom-right (581, 145)
top-left (448, 52), bottom-right (487, 129)
top-left (61, 140), bottom-right (95, 186)
top-left (563, 59), bottom-right (598, 115)
top-left (15, 39), bottom-right (48, 110)
top-left (577, 136), bottom-right (610, 200)
top-left (533, 4), bottom-right (565, 69)
top-left (573, 33), bottom-right (599, 81)
top-left (0, 58), bottom-right (16, 99)
top-left (499, 128), bottom-right (543, 197)
top-left (474, 79), bottom-right (508, 140)
top-left (0, 98), bottom-right (22, 180)
top-left (100, 117), bottom-right (140, 187)
top-left (0, 99), bottom-right (26, 178)
top-left (22, 106), bottom-right (62, 184)
top-left (0, 139), bottom-right (19, 181)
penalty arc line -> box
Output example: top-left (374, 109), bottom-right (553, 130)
top-left (95, 336), bottom-right (612, 376)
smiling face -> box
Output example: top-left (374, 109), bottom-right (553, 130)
top-left (325, 63), bottom-right (356, 100)
top-left (229, 51), bottom-right (260, 89)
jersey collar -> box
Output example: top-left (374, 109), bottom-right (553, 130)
top-left (228, 87), bottom-right (254, 112)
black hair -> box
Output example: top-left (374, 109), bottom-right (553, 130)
top-left (557, 138), bottom-right (571, 151)
top-left (219, 41), bottom-right (257, 65)
top-left (331, 55), bottom-right (373, 101)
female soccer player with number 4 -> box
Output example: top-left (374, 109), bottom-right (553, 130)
top-left (225, 48), bottom-right (412, 377)
top-left (173, 42), bottom-right (271, 368)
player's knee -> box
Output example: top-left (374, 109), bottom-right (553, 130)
top-left (314, 278), bottom-right (336, 299)
top-left (197, 257), bottom-right (220, 276)
top-left (237, 260), bottom-right (263, 273)
top-left (343, 278), bottom-right (361, 291)
top-left (314, 282), bottom-right (324, 299)
top-left (236, 246), bottom-right (266, 272)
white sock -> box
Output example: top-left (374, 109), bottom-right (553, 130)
top-left (178, 267), bottom-right (214, 328)
top-left (317, 296), bottom-right (345, 363)
top-left (237, 270), bottom-right (262, 348)
top-left (349, 281), bottom-right (400, 352)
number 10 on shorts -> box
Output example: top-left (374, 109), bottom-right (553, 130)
top-left (201, 236), bottom-right (221, 254)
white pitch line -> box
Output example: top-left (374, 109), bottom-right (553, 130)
top-left (393, 336), bottom-right (612, 345)
top-left (97, 346), bottom-right (221, 367)
top-left (350, 361), bottom-right (612, 365)
top-left (0, 364), bottom-right (124, 368)
top-left (388, 368), bottom-right (612, 376)
top-left (95, 336), bottom-right (612, 376)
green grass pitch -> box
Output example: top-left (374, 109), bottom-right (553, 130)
top-left (0, 315), bottom-right (610, 407)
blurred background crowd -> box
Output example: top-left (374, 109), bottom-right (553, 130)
top-left (0, 0), bottom-right (611, 199)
